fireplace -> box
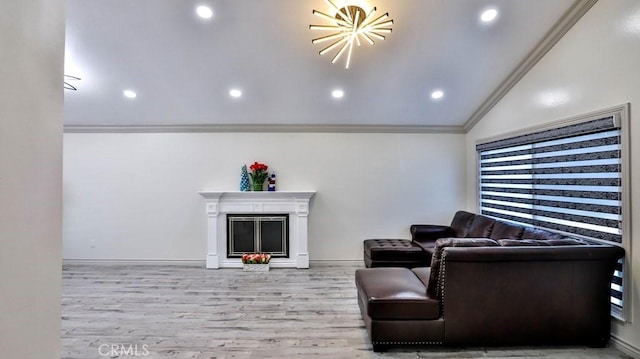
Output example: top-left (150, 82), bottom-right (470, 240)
top-left (198, 191), bottom-right (315, 268)
top-left (227, 214), bottom-right (289, 257)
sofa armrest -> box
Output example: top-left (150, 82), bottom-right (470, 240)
top-left (410, 224), bottom-right (453, 243)
top-left (439, 245), bottom-right (624, 346)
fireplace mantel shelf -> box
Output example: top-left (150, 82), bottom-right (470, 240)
top-left (198, 191), bottom-right (316, 269)
top-left (199, 191), bottom-right (316, 200)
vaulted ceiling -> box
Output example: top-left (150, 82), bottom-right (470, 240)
top-left (64, 0), bottom-right (591, 131)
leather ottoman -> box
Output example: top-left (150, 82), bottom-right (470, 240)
top-left (363, 238), bottom-right (432, 268)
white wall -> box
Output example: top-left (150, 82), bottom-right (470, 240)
top-left (465, 0), bottom-right (640, 355)
top-left (63, 132), bottom-right (466, 261)
top-left (0, 0), bottom-right (65, 358)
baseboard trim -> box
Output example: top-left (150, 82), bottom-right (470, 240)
top-left (610, 335), bottom-right (640, 358)
top-left (63, 259), bottom-right (206, 266)
top-left (309, 260), bottom-right (363, 267)
top-left (62, 259), bottom-right (364, 267)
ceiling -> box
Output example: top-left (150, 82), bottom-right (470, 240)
top-left (64, 0), bottom-right (583, 131)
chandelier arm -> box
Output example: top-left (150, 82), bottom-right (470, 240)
top-left (357, 6), bottom-right (376, 29)
top-left (324, 0), bottom-right (352, 23)
top-left (310, 25), bottom-right (344, 31)
top-left (319, 37), bottom-right (349, 56)
top-left (365, 28), bottom-right (392, 34)
top-left (313, 10), bottom-right (351, 27)
top-left (352, 7), bottom-right (360, 31)
top-left (312, 32), bottom-right (346, 44)
top-left (363, 7), bottom-right (377, 22)
top-left (354, 33), bottom-right (362, 47)
top-left (359, 32), bottom-right (375, 45)
top-left (365, 20), bottom-right (394, 30)
top-left (331, 39), bottom-right (351, 64)
top-left (344, 37), bottom-right (356, 69)
top-left (352, 10), bottom-right (362, 47)
top-left (360, 13), bottom-right (389, 29)
top-left (368, 32), bottom-right (386, 41)
top-left (64, 74), bottom-right (80, 90)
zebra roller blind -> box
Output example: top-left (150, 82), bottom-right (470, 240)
top-left (477, 116), bottom-right (622, 243)
top-left (477, 115), bottom-right (624, 312)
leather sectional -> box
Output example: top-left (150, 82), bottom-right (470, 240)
top-left (357, 211), bottom-right (624, 352)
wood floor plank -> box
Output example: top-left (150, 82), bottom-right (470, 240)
top-left (62, 264), bottom-right (632, 359)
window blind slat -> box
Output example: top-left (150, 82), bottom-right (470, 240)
top-left (481, 195), bottom-right (620, 214)
top-left (481, 165), bottom-right (621, 176)
top-left (479, 202), bottom-right (621, 229)
top-left (480, 186), bottom-right (621, 200)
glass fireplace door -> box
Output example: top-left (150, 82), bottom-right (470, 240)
top-left (227, 215), bottom-right (289, 257)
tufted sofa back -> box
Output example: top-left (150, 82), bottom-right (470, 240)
top-left (449, 211), bottom-right (475, 237)
top-left (448, 211), bottom-right (582, 242)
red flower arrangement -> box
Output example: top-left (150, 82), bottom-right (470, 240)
top-left (249, 162), bottom-right (269, 190)
top-left (241, 253), bottom-right (271, 264)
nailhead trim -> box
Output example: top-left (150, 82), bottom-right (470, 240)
top-left (440, 251), bottom-right (447, 318)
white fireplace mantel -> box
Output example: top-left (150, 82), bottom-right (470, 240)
top-left (198, 191), bottom-right (316, 269)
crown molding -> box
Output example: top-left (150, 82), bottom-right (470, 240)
top-left (462, 0), bottom-right (598, 133)
top-left (63, 124), bottom-right (465, 134)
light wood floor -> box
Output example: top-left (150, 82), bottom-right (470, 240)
top-left (62, 263), bottom-right (632, 359)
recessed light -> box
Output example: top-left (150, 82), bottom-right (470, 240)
top-left (480, 8), bottom-right (498, 23)
top-left (331, 89), bottom-right (344, 99)
top-left (229, 89), bottom-right (242, 98)
top-left (431, 90), bottom-right (444, 100)
top-left (196, 5), bottom-right (213, 19)
top-left (123, 90), bottom-right (137, 99)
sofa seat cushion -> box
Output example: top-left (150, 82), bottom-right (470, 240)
top-left (364, 238), bottom-right (426, 261)
top-left (428, 238), bottom-right (499, 297)
top-left (356, 267), bottom-right (439, 320)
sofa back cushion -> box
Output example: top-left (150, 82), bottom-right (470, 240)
top-left (428, 237), bottom-right (499, 298)
top-left (449, 211), bottom-right (475, 237)
top-left (545, 238), bottom-right (588, 246)
top-left (498, 238), bottom-right (587, 246)
top-left (466, 215), bottom-right (496, 238)
top-left (498, 239), bottom-right (551, 246)
top-left (522, 227), bottom-right (565, 240)
top-left (490, 221), bottom-right (525, 240)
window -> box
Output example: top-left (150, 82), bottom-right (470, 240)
top-left (476, 106), bottom-right (630, 319)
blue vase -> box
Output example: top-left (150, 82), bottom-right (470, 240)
top-left (240, 165), bottom-right (250, 191)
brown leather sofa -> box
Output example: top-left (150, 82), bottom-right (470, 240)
top-left (356, 211), bottom-right (624, 352)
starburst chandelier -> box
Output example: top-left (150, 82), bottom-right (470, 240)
top-left (310, 1), bottom-right (394, 69)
